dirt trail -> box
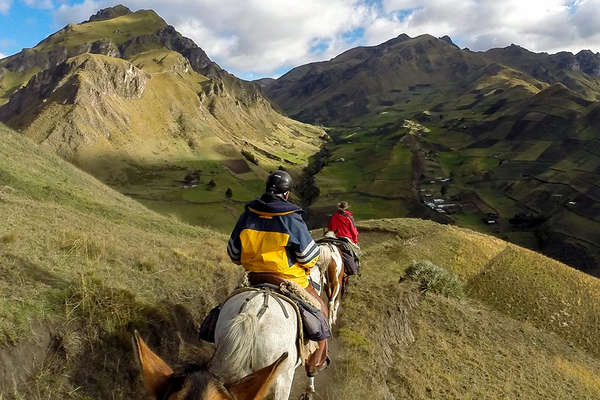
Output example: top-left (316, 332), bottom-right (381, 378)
top-left (290, 334), bottom-right (340, 400)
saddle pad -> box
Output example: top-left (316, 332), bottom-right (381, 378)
top-left (223, 287), bottom-right (317, 365)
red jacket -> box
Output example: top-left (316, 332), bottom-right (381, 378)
top-left (328, 210), bottom-right (358, 244)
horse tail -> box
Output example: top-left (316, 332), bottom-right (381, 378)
top-left (213, 312), bottom-right (258, 373)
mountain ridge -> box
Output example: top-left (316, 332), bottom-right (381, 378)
top-left (0, 5), bottom-right (325, 230)
top-left (263, 32), bottom-right (600, 276)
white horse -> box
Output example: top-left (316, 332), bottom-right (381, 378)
top-left (135, 269), bottom-right (325, 400)
top-left (210, 268), bottom-right (324, 400)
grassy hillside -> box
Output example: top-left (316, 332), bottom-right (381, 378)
top-left (2, 124), bottom-right (600, 398)
top-left (0, 10), bottom-right (166, 105)
top-left (0, 7), bottom-right (325, 232)
top-left (325, 218), bottom-right (600, 399)
top-left (0, 124), bottom-right (243, 398)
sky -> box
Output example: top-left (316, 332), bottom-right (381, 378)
top-left (1, 0), bottom-right (599, 80)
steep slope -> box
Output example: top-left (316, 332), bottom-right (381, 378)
top-left (484, 44), bottom-right (600, 100)
top-left (0, 123), bottom-right (242, 398)
top-left (326, 219), bottom-right (600, 399)
top-left (0, 6), bottom-right (324, 231)
top-left (3, 131), bottom-right (600, 399)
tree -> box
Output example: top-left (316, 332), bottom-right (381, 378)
top-left (225, 188), bottom-right (233, 198)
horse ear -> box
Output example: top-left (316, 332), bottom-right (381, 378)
top-left (226, 352), bottom-right (288, 400)
top-left (133, 330), bottom-right (174, 398)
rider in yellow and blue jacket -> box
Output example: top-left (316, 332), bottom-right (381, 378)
top-left (227, 170), bottom-right (329, 376)
top-left (227, 171), bottom-right (320, 289)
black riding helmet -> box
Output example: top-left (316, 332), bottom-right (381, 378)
top-left (265, 170), bottom-right (292, 194)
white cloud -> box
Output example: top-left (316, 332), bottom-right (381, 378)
top-left (0, 0), bottom-right (12, 14)
top-left (0, 52), bottom-right (6, 59)
top-left (53, 0), bottom-right (374, 77)
top-left (54, 0), bottom-right (109, 25)
top-left (23, 0), bottom-right (54, 9)
top-left (375, 0), bottom-right (600, 55)
top-left (50, 0), bottom-right (600, 78)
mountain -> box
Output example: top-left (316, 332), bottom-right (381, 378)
top-left (484, 44), bottom-right (600, 99)
top-left (2, 123), bottom-right (600, 398)
top-left (253, 77), bottom-right (276, 89)
top-left (0, 6), bottom-right (325, 231)
top-left (265, 34), bottom-right (600, 124)
top-left (263, 34), bottom-right (600, 275)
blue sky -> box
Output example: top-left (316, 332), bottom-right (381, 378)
top-left (1, 0), bottom-right (599, 80)
top-left (0, 1), bottom-right (57, 55)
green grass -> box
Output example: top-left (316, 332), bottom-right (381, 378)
top-left (0, 67), bottom-right (41, 103)
top-left (512, 140), bottom-right (553, 161)
top-left (109, 158), bottom-right (266, 232)
top-left (324, 218), bottom-right (600, 399)
top-left (4, 123), bottom-right (600, 398)
top-left (0, 124), bottom-right (243, 399)
top-left (1, 47), bottom-right (323, 233)
top-left (37, 10), bottom-right (167, 50)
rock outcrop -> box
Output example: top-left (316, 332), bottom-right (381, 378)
top-left (0, 54), bottom-right (148, 124)
top-left (86, 4), bottom-right (132, 22)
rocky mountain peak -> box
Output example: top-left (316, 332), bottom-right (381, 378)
top-left (86, 5), bottom-right (132, 23)
top-left (575, 49), bottom-right (600, 76)
top-left (439, 35), bottom-right (459, 48)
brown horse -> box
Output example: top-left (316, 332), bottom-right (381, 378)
top-left (317, 243), bottom-right (345, 326)
top-left (133, 331), bottom-right (288, 400)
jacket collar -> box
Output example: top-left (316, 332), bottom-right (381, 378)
top-left (246, 193), bottom-right (303, 217)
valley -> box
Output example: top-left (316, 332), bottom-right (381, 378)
top-left (0, 6), bottom-right (325, 232)
top-left (265, 34), bottom-right (600, 276)
top-left (1, 4), bottom-right (600, 399)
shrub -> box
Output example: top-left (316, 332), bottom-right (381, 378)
top-left (225, 188), bottom-right (233, 198)
top-left (405, 260), bottom-right (464, 299)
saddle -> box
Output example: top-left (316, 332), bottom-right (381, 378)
top-left (199, 277), bottom-right (326, 365)
top-left (316, 236), bottom-right (361, 276)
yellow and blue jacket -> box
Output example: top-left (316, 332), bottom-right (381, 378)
top-left (227, 194), bottom-right (320, 288)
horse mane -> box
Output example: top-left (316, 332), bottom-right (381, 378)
top-left (210, 312), bottom-right (259, 380)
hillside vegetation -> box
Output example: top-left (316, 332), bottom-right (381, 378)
top-left (265, 33), bottom-right (600, 276)
top-left (0, 6), bottom-right (325, 232)
top-left (0, 124), bottom-right (242, 398)
top-left (2, 123), bottom-right (600, 399)
top-left (325, 218), bottom-right (600, 399)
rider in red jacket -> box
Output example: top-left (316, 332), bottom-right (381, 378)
top-left (328, 201), bottom-right (358, 244)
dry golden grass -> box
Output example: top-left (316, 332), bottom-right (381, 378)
top-left (0, 125), bottom-right (242, 398)
top-left (3, 123), bottom-right (600, 399)
top-left (322, 218), bottom-right (600, 399)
